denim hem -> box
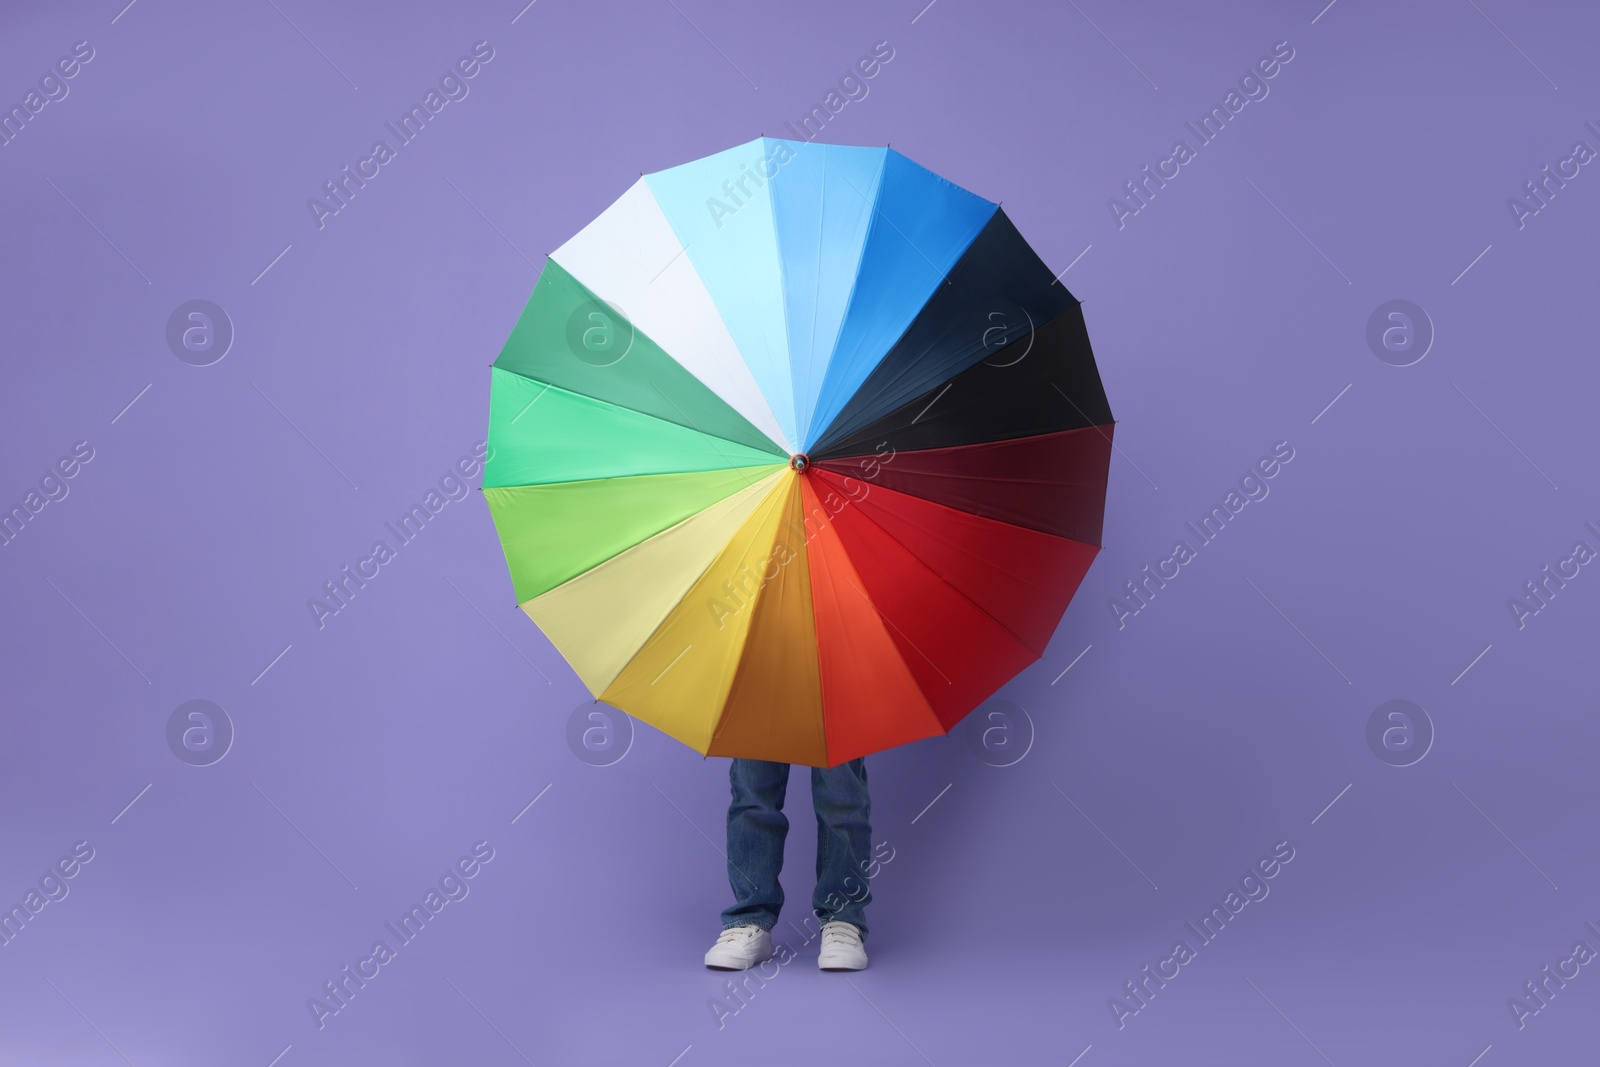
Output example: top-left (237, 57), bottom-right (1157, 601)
top-left (813, 914), bottom-right (868, 940)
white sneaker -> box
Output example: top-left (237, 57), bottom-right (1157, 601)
top-left (704, 924), bottom-right (774, 970)
top-left (817, 921), bottom-right (868, 970)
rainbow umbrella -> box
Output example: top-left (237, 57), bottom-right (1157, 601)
top-left (483, 138), bottom-right (1113, 768)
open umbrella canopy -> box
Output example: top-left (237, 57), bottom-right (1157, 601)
top-left (483, 137), bottom-right (1114, 768)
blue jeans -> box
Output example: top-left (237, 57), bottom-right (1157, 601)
top-left (719, 757), bottom-right (872, 941)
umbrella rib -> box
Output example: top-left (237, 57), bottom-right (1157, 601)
top-left (817, 462), bottom-right (1107, 553)
top-left (809, 305), bottom-right (1096, 456)
top-left (1049, 382), bottom-right (1146, 488)
top-left (798, 159), bottom-right (826, 443)
top-left (837, 573), bottom-right (950, 685)
top-left (818, 473), bottom-right (1056, 658)
top-left (489, 360), bottom-right (786, 465)
top-left (838, 171), bottom-right (951, 286)
top-left (756, 145), bottom-right (800, 449)
top-left (649, 380), bottom-right (788, 468)
top-left (800, 152), bottom-right (891, 447)
top-left (487, 369), bottom-right (790, 489)
top-left (593, 473), bottom-right (790, 711)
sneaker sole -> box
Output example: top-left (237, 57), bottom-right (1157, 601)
top-left (704, 953), bottom-right (774, 970)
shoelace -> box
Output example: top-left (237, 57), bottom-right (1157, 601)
top-left (717, 926), bottom-right (760, 944)
top-left (822, 924), bottom-right (861, 947)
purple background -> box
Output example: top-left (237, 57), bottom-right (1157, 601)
top-left (2, 0), bottom-right (1597, 1063)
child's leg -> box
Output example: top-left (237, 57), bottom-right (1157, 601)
top-left (719, 758), bottom-right (791, 932)
top-left (810, 757), bottom-right (872, 939)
